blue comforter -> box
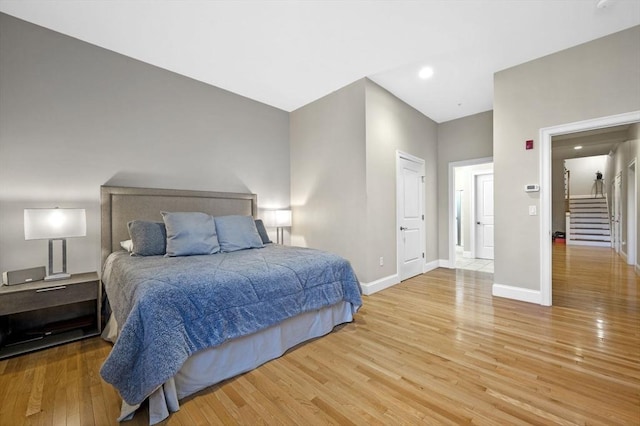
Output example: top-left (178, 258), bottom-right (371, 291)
top-left (100, 245), bottom-right (362, 405)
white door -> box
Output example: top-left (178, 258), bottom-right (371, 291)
top-left (455, 190), bottom-right (463, 247)
top-left (398, 155), bottom-right (424, 281)
top-left (613, 173), bottom-right (622, 252)
top-left (475, 173), bottom-right (494, 260)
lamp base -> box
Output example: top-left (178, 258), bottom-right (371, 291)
top-left (44, 273), bottom-right (71, 282)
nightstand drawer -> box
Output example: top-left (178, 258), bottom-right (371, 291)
top-left (0, 281), bottom-right (98, 316)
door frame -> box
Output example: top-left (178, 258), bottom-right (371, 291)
top-left (539, 110), bottom-right (640, 306)
top-left (627, 158), bottom-right (637, 266)
top-left (613, 172), bottom-right (623, 253)
top-left (472, 171), bottom-right (494, 260)
top-left (448, 157), bottom-right (493, 268)
top-left (396, 151), bottom-right (426, 279)
top-left (455, 190), bottom-right (463, 247)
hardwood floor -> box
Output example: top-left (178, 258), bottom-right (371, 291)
top-left (1, 244), bottom-right (638, 425)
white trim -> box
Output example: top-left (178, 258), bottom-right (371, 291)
top-left (396, 150), bottom-right (426, 282)
top-left (492, 283), bottom-right (541, 304)
top-left (361, 259), bottom-right (447, 295)
top-left (626, 158), bottom-right (637, 266)
top-left (359, 274), bottom-right (400, 296)
top-left (439, 258), bottom-right (454, 269)
top-left (620, 250), bottom-right (628, 262)
top-left (448, 157), bottom-right (493, 269)
top-left (469, 173), bottom-right (477, 259)
top-left (566, 240), bottom-right (611, 247)
top-left (613, 172), bottom-right (623, 253)
top-left (540, 110), bottom-right (640, 307)
top-left (424, 259), bottom-right (439, 273)
top-left (569, 194), bottom-right (602, 199)
top-left (471, 170), bottom-right (494, 260)
top-left (463, 251), bottom-right (473, 259)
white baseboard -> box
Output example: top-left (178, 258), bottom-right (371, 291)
top-left (438, 259), bottom-right (454, 269)
top-left (424, 259), bottom-right (440, 273)
top-left (360, 274), bottom-right (400, 296)
top-left (492, 283), bottom-right (542, 305)
top-left (567, 240), bottom-right (611, 247)
top-left (463, 251), bottom-right (473, 259)
top-left (361, 259), bottom-right (455, 295)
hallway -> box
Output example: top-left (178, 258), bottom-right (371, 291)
top-left (455, 245), bottom-right (494, 273)
top-left (552, 243), bottom-right (638, 311)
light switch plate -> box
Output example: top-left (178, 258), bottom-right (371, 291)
top-left (529, 205), bottom-right (537, 216)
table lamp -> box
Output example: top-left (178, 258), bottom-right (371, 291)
top-left (24, 208), bottom-right (87, 281)
top-left (274, 209), bottom-right (292, 245)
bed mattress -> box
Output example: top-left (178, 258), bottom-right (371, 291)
top-left (100, 244), bottom-right (362, 412)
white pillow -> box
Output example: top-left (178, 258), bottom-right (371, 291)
top-left (120, 239), bottom-right (134, 253)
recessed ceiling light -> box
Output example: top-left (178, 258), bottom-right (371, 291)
top-left (574, 146), bottom-right (583, 150)
top-left (418, 66), bottom-right (434, 79)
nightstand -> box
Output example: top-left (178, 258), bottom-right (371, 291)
top-left (0, 272), bottom-right (101, 359)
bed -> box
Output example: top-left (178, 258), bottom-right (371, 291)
top-left (98, 186), bottom-right (363, 424)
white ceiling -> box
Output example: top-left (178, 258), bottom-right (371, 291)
top-left (1, 0), bottom-right (639, 123)
top-left (552, 125), bottom-right (630, 160)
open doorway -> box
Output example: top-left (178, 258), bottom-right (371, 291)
top-left (540, 111), bottom-right (640, 306)
top-left (449, 158), bottom-right (494, 272)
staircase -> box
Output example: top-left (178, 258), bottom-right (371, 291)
top-left (567, 197), bottom-right (611, 247)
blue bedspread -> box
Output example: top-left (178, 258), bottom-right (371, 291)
top-left (100, 245), bottom-right (362, 405)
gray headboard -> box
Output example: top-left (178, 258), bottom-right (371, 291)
top-left (100, 185), bottom-right (258, 267)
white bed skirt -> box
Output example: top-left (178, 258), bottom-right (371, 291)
top-left (103, 301), bottom-right (356, 424)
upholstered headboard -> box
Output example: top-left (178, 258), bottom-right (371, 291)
top-left (100, 185), bottom-right (258, 267)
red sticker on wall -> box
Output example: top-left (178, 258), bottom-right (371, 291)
top-left (526, 140), bottom-right (534, 150)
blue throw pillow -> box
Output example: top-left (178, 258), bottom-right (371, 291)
top-left (254, 219), bottom-right (272, 244)
top-left (127, 221), bottom-right (167, 256)
top-left (215, 215), bottom-right (264, 252)
top-left (161, 211), bottom-right (220, 256)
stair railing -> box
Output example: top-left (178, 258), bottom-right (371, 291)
top-left (564, 168), bottom-right (570, 213)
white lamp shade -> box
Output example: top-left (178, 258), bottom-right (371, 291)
top-left (263, 209), bottom-right (292, 227)
top-left (274, 210), bottom-right (292, 227)
top-left (24, 208), bottom-right (87, 240)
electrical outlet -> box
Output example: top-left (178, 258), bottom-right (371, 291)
top-left (379, 257), bottom-right (384, 266)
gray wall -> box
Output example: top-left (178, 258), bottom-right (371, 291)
top-left (364, 79), bottom-right (438, 279)
top-left (0, 13), bottom-right (290, 274)
top-left (605, 123), bottom-right (639, 264)
top-left (494, 25), bottom-right (640, 291)
top-left (437, 111), bottom-right (494, 260)
top-left (290, 79), bottom-right (367, 278)
top-left (4, 12), bottom-right (636, 294)
top-left (290, 79), bottom-right (437, 283)
top-left (565, 156), bottom-right (608, 196)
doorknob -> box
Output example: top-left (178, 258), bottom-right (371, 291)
top-left (400, 226), bottom-right (407, 231)
top-left (476, 222), bottom-right (481, 225)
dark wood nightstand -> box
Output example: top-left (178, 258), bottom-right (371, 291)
top-left (0, 272), bottom-right (101, 359)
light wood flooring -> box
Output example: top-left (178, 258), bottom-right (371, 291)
top-left (1, 244), bottom-right (638, 425)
